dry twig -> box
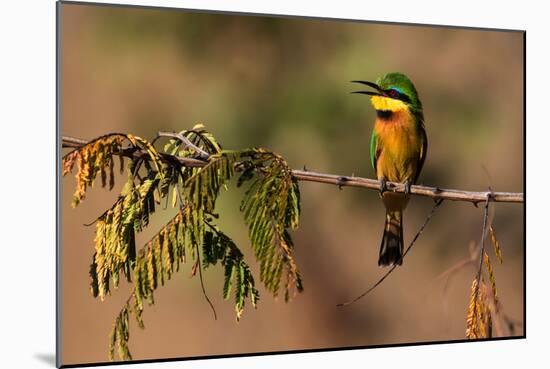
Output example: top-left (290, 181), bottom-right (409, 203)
top-left (337, 198), bottom-right (445, 307)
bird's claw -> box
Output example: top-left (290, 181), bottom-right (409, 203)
top-left (379, 178), bottom-right (388, 194)
top-left (404, 181), bottom-right (412, 196)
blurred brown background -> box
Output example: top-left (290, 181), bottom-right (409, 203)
top-left (60, 3), bottom-right (524, 366)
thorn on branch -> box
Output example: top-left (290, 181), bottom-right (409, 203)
top-left (336, 176), bottom-right (348, 190)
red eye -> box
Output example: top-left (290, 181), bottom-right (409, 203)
top-left (389, 89), bottom-right (399, 98)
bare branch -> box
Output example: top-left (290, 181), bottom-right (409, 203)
top-left (292, 171), bottom-right (522, 204)
top-left (62, 135), bottom-right (524, 204)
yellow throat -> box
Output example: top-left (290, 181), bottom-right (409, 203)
top-left (370, 95), bottom-right (409, 112)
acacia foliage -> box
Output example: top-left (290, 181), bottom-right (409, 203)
top-left (62, 125), bottom-right (302, 360)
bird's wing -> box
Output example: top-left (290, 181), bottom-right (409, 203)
top-left (414, 125), bottom-right (428, 183)
top-left (370, 130), bottom-right (380, 173)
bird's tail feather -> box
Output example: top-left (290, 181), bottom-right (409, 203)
top-left (378, 210), bottom-right (404, 266)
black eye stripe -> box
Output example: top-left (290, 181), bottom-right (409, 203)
top-left (384, 89), bottom-right (411, 103)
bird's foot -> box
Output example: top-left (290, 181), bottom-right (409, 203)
top-left (404, 181), bottom-right (412, 196)
top-left (379, 178), bottom-right (388, 194)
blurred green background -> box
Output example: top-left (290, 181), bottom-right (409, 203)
top-left (60, 3), bottom-right (524, 365)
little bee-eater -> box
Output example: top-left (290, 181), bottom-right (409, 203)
top-left (352, 72), bottom-right (427, 266)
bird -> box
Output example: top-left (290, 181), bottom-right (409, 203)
top-left (352, 72), bottom-right (427, 266)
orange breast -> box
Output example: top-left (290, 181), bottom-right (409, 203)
top-left (374, 109), bottom-right (422, 184)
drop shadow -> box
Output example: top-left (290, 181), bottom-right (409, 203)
top-left (34, 353), bottom-right (57, 367)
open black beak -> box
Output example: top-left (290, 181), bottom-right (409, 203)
top-left (350, 80), bottom-right (385, 96)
